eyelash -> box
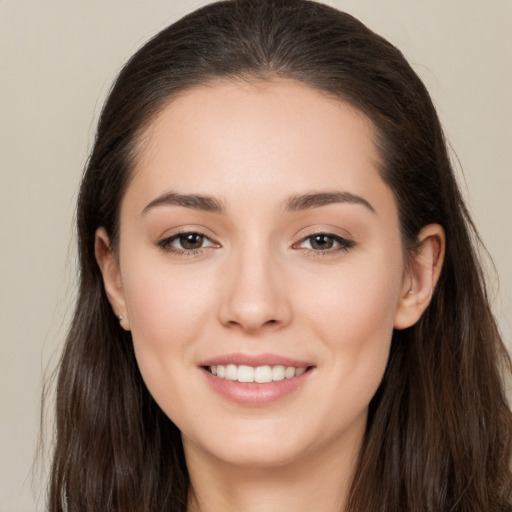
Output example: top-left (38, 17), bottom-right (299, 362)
top-left (157, 231), bottom-right (355, 257)
top-left (294, 232), bottom-right (355, 256)
top-left (158, 231), bottom-right (218, 256)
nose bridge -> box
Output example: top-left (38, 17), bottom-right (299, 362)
top-left (219, 236), bottom-right (291, 332)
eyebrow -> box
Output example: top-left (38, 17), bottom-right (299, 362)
top-left (284, 191), bottom-right (375, 213)
top-left (142, 190), bottom-right (375, 216)
top-left (142, 191), bottom-right (225, 215)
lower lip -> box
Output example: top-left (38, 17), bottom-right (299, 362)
top-left (202, 367), bottom-right (312, 406)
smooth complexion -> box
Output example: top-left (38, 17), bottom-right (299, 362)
top-left (96, 80), bottom-right (444, 512)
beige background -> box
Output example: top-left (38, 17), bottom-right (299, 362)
top-left (1, 1), bottom-right (510, 510)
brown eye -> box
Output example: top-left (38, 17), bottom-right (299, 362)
top-left (296, 233), bottom-right (355, 253)
top-left (158, 231), bottom-right (217, 253)
top-left (309, 234), bottom-right (335, 250)
top-left (179, 233), bottom-right (204, 250)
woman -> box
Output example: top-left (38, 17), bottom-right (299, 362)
top-left (48, 0), bottom-right (512, 510)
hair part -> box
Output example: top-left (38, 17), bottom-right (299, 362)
top-left (48, 1), bottom-right (512, 510)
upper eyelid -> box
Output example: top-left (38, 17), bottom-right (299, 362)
top-left (298, 231), bottom-right (350, 240)
top-left (295, 229), bottom-right (354, 243)
top-left (295, 233), bottom-right (354, 247)
top-left (292, 222), bottom-right (353, 237)
top-left (157, 226), bottom-right (218, 241)
top-left (160, 231), bottom-right (217, 245)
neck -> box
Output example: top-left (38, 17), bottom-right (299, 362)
top-left (184, 420), bottom-right (364, 512)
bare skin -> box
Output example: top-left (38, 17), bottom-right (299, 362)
top-left (96, 79), bottom-right (444, 512)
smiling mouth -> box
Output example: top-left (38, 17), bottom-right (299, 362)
top-left (206, 364), bottom-right (310, 383)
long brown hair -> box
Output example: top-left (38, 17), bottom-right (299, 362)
top-left (48, 1), bottom-right (512, 510)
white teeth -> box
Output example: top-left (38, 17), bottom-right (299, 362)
top-left (254, 365), bottom-right (272, 383)
top-left (285, 366), bottom-right (295, 379)
top-left (225, 364), bottom-right (237, 381)
top-left (237, 365), bottom-right (254, 383)
top-left (208, 364), bottom-right (308, 383)
top-left (272, 365), bottom-right (285, 381)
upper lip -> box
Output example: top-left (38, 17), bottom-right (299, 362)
top-left (198, 353), bottom-right (314, 368)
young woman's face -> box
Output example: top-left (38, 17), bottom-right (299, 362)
top-left (108, 80), bottom-right (414, 468)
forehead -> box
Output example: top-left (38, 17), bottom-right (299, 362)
top-left (124, 79), bottom-right (392, 217)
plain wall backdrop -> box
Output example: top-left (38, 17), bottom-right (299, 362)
top-left (1, 1), bottom-right (510, 510)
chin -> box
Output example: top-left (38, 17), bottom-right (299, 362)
top-left (183, 421), bottom-right (314, 469)
top-left (211, 443), bottom-right (307, 469)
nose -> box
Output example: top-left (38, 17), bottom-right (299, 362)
top-left (218, 243), bottom-right (293, 334)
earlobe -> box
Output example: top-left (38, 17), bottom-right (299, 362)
top-left (94, 227), bottom-right (130, 330)
top-left (394, 224), bottom-right (445, 330)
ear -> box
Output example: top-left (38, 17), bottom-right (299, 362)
top-left (95, 227), bottom-right (130, 330)
top-left (394, 224), bottom-right (445, 330)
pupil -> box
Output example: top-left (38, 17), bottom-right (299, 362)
top-left (312, 235), bottom-right (333, 250)
top-left (181, 233), bottom-right (203, 249)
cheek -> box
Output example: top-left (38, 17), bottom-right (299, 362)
top-left (299, 251), bottom-right (403, 407)
top-left (120, 254), bottom-right (216, 402)
top-left (123, 251), bottom-right (215, 337)
top-left (301, 248), bottom-right (402, 338)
